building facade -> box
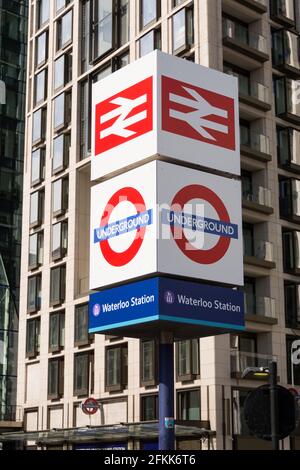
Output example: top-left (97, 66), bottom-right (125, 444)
top-left (0, 0), bottom-right (28, 435)
top-left (16, 0), bottom-right (300, 450)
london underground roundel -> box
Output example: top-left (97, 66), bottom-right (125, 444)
top-left (170, 185), bottom-right (235, 265)
top-left (95, 187), bottom-right (151, 267)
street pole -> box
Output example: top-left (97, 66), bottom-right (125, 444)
top-left (159, 332), bottom-right (175, 450)
top-left (269, 361), bottom-right (279, 451)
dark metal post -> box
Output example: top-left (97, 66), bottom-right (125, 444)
top-left (269, 361), bottom-right (279, 451)
top-left (159, 332), bottom-right (175, 450)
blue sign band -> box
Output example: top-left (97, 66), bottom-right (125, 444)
top-left (89, 277), bottom-right (244, 335)
top-left (161, 209), bottom-right (238, 239)
top-left (94, 209), bottom-right (153, 243)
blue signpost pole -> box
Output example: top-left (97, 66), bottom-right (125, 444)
top-left (159, 332), bottom-right (175, 450)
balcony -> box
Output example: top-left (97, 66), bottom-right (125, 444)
top-left (272, 30), bottom-right (300, 78)
top-left (0, 405), bottom-right (23, 431)
top-left (277, 127), bottom-right (300, 172)
top-left (274, 77), bottom-right (300, 125)
top-left (241, 129), bottom-right (271, 162)
top-left (243, 236), bottom-right (276, 269)
top-left (270, 0), bottom-right (296, 27)
top-left (234, 0), bottom-right (267, 13)
top-left (230, 350), bottom-right (277, 378)
top-left (223, 18), bottom-right (269, 65)
top-left (239, 79), bottom-right (271, 111)
top-left (244, 292), bottom-right (277, 324)
top-left (242, 186), bottom-right (273, 214)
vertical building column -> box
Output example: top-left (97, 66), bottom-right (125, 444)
top-left (197, 0), bottom-right (223, 70)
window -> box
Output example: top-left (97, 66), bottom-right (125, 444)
top-left (50, 264), bottom-right (66, 306)
top-left (279, 177), bottom-right (300, 219)
top-left (118, 0), bottom-right (130, 46)
top-left (36, 31), bottom-right (48, 67)
top-left (74, 352), bottom-right (94, 396)
top-left (272, 29), bottom-right (300, 73)
top-left (140, 0), bottom-right (160, 30)
top-left (52, 221), bottom-right (68, 260)
top-left (53, 91), bottom-right (72, 130)
top-left (173, 0), bottom-right (185, 7)
top-left (81, 0), bottom-right (92, 72)
top-left (28, 231), bottom-right (44, 270)
top-left (27, 274), bottom-right (42, 313)
top-left (232, 389), bottom-right (251, 435)
top-left (286, 336), bottom-right (300, 385)
top-left (31, 148), bottom-right (45, 186)
top-left (37, 0), bottom-right (50, 29)
top-left (93, 0), bottom-right (114, 59)
top-left (34, 69), bottom-right (47, 106)
top-left (49, 311), bottom-right (65, 352)
top-left (243, 223), bottom-right (254, 257)
top-left (243, 277), bottom-right (256, 314)
top-left (172, 6), bottom-right (194, 53)
top-left (177, 389), bottom-right (200, 420)
top-left (52, 133), bottom-right (70, 174)
top-left (79, 80), bottom-right (91, 160)
top-left (224, 63), bottom-right (250, 97)
top-left (26, 318), bottom-right (40, 358)
top-left (114, 50), bottom-right (129, 70)
top-left (105, 344), bottom-right (128, 391)
top-left (140, 395), bottom-right (158, 421)
top-left (282, 230), bottom-right (300, 272)
top-left (54, 52), bottom-right (72, 91)
top-left (48, 357), bottom-right (64, 399)
top-left (74, 303), bottom-right (89, 346)
top-left (176, 339), bottom-right (199, 381)
top-left (57, 9), bottom-right (73, 50)
top-left (270, 0), bottom-right (296, 24)
top-left (284, 282), bottom-right (300, 328)
top-left (140, 339), bottom-right (157, 386)
top-left (139, 29), bottom-right (161, 57)
top-left (32, 107), bottom-right (46, 145)
top-left (30, 190), bottom-right (44, 228)
top-left (277, 126), bottom-right (300, 168)
top-left (56, 0), bottom-right (71, 13)
top-left (52, 177), bottom-right (68, 216)
top-left (241, 170), bottom-right (252, 200)
top-left (274, 76), bottom-right (300, 121)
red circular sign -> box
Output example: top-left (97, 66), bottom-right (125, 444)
top-left (82, 398), bottom-right (99, 415)
top-left (170, 184), bottom-right (231, 264)
top-left (99, 187), bottom-right (147, 267)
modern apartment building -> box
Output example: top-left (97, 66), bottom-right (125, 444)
top-left (0, 0), bottom-right (28, 441)
top-left (13, 0), bottom-right (300, 450)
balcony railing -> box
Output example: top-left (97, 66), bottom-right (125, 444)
top-left (241, 129), bottom-right (270, 155)
top-left (222, 18), bottom-right (268, 54)
top-left (244, 292), bottom-right (276, 318)
top-left (243, 186), bottom-right (272, 207)
top-left (243, 235), bottom-right (274, 262)
top-left (0, 405), bottom-right (23, 422)
top-left (231, 350), bottom-right (276, 376)
top-left (242, 79), bottom-right (270, 104)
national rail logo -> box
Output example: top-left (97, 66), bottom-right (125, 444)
top-left (94, 76), bottom-right (153, 156)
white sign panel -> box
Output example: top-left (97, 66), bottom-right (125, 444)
top-left (90, 161), bottom-right (243, 290)
top-left (90, 163), bottom-right (157, 290)
top-left (157, 162), bottom-right (243, 286)
top-left (92, 50), bottom-right (240, 181)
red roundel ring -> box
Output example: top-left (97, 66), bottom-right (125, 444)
top-left (100, 187), bottom-right (146, 267)
top-left (171, 184), bottom-right (231, 265)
